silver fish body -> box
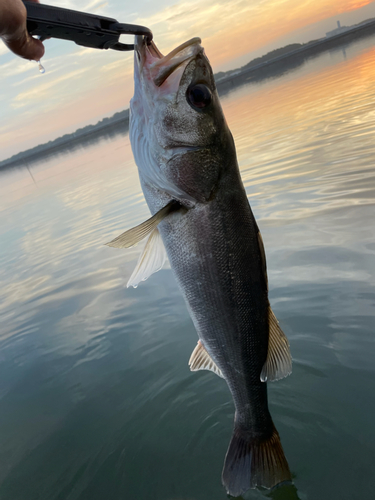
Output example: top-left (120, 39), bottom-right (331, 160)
top-left (123, 36), bottom-right (292, 497)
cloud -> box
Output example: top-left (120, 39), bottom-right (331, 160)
top-left (0, 43), bottom-right (8, 57)
top-left (1, 58), bottom-right (38, 78)
top-left (2, 0), bottom-right (375, 161)
top-left (11, 68), bottom-right (89, 108)
top-left (99, 54), bottom-right (133, 74)
top-left (83, 0), bottom-right (108, 10)
top-left (12, 68), bottom-right (60, 87)
top-left (127, 0), bottom-right (375, 70)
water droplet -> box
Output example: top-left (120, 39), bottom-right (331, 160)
top-left (36, 60), bottom-right (45, 74)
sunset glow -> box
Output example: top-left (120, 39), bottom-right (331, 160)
top-left (1, 0), bottom-right (375, 161)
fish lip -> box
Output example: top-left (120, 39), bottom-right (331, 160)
top-left (134, 35), bottom-right (160, 73)
top-left (135, 36), bottom-right (202, 87)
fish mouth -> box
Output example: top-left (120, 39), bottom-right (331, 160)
top-left (135, 36), bottom-right (202, 87)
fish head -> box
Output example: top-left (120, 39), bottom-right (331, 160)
top-left (130, 36), bottom-right (236, 207)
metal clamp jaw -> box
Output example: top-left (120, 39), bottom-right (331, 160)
top-left (24, 1), bottom-right (153, 51)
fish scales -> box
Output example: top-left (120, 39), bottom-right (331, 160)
top-left (157, 181), bottom-right (271, 430)
top-left (108, 35), bottom-right (292, 497)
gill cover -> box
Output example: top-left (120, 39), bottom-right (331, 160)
top-left (130, 37), bottom-right (234, 205)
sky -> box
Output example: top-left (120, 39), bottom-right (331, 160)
top-left (1, 0), bottom-right (375, 161)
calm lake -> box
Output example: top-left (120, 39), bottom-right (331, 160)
top-left (1, 34), bottom-right (375, 500)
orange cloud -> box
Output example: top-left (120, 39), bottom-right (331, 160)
top-left (2, 0), bottom-right (375, 160)
top-left (201, 0), bottom-right (375, 68)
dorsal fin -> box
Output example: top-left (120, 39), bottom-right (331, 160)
top-left (189, 340), bottom-right (224, 378)
top-left (105, 200), bottom-right (180, 249)
top-left (260, 307), bottom-right (292, 382)
top-left (127, 227), bottom-right (167, 288)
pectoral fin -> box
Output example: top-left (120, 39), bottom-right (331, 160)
top-left (189, 340), bottom-right (224, 378)
top-left (127, 228), bottom-right (167, 288)
top-left (260, 307), bottom-right (292, 382)
top-left (105, 200), bottom-right (180, 249)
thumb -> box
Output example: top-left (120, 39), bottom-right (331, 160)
top-left (4, 29), bottom-right (45, 61)
top-left (0, 0), bottom-right (45, 61)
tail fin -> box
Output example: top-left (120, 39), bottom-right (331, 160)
top-left (221, 424), bottom-right (291, 497)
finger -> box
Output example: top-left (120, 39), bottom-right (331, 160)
top-left (5, 30), bottom-right (45, 61)
top-left (0, 0), bottom-right (44, 60)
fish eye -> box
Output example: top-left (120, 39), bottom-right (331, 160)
top-left (186, 84), bottom-right (212, 110)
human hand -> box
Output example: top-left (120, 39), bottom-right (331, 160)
top-left (0, 0), bottom-right (44, 60)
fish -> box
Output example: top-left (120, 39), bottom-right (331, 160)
top-left (107, 36), bottom-right (292, 497)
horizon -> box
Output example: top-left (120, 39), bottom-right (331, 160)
top-left (1, 0), bottom-right (375, 162)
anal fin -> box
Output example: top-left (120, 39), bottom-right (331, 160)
top-left (261, 307), bottom-right (292, 382)
top-left (189, 340), bottom-right (224, 378)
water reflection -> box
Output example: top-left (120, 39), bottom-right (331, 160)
top-left (0, 121), bottom-right (129, 173)
top-left (268, 484), bottom-right (302, 500)
top-left (217, 32), bottom-right (375, 98)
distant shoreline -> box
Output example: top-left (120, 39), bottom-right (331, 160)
top-left (216, 17), bottom-right (375, 91)
top-left (1, 18), bottom-right (375, 171)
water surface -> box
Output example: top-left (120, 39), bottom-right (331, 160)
top-left (1, 35), bottom-right (375, 500)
